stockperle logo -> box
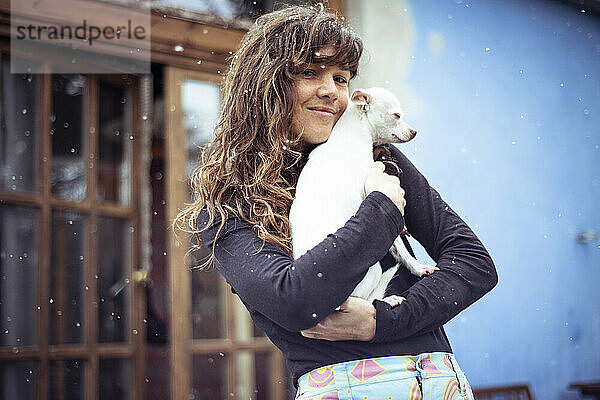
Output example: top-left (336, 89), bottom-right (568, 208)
top-left (11, 0), bottom-right (150, 74)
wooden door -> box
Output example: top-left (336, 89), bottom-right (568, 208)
top-left (0, 52), bottom-right (147, 400)
top-left (164, 66), bottom-right (291, 400)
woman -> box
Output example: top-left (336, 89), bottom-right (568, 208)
top-left (177, 5), bottom-right (497, 399)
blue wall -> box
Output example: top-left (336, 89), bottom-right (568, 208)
top-left (349, 0), bottom-right (600, 398)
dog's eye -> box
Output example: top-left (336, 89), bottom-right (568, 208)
top-left (393, 113), bottom-right (401, 119)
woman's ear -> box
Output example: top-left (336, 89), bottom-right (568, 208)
top-left (351, 89), bottom-right (370, 111)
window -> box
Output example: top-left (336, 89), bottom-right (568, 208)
top-left (0, 52), bottom-right (143, 400)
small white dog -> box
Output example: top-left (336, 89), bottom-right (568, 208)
top-left (290, 87), bottom-right (437, 306)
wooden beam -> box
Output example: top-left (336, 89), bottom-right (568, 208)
top-left (165, 65), bottom-right (193, 400)
top-left (325, 0), bottom-right (345, 16)
top-left (150, 11), bottom-right (246, 55)
top-left (130, 77), bottom-right (146, 400)
top-left (85, 74), bottom-right (99, 400)
top-left (39, 65), bottom-right (52, 400)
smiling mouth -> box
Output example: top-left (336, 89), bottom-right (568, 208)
top-left (308, 107), bottom-right (336, 116)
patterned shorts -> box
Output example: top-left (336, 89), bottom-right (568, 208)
top-left (295, 352), bottom-right (475, 400)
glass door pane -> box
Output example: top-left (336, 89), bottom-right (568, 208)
top-left (191, 266), bottom-right (224, 339)
top-left (0, 56), bottom-right (40, 193)
top-left (49, 359), bottom-right (84, 400)
top-left (0, 360), bottom-right (38, 400)
top-left (97, 81), bottom-right (132, 206)
top-left (50, 211), bottom-right (86, 344)
top-left (97, 216), bottom-right (131, 343)
top-left (192, 354), bottom-right (227, 400)
top-left (0, 205), bottom-right (39, 346)
top-left (183, 79), bottom-right (227, 341)
top-left (182, 80), bottom-right (220, 178)
top-left (99, 358), bottom-right (131, 400)
top-left (254, 352), bottom-right (271, 400)
top-left (51, 75), bottom-right (87, 201)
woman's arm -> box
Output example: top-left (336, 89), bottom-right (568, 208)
top-left (196, 191), bottom-right (404, 333)
top-left (301, 146), bottom-right (497, 342)
top-left (369, 145), bottom-right (498, 342)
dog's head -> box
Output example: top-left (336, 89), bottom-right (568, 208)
top-left (350, 87), bottom-right (417, 145)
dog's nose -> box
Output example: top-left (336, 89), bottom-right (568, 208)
top-left (409, 129), bottom-right (417, 137)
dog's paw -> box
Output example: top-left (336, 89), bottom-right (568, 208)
top-left (381, 295), bottom-right (405, 308)
top-left (409, 263), bottom-right (439, 278)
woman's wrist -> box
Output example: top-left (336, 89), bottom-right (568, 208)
top-left (349, 297), bottom-right (376, 341)
top-left (363, 304), bottom-right (376, 341)
top-left (300, 296), bottom-right (378, 341)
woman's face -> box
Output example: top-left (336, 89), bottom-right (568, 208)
top-left (291, 46), bottom-right (351, 148)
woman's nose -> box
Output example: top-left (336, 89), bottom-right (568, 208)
top-left (316, 77), bottom-right (338, 101)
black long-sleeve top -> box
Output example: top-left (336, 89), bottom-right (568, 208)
top-left (196, 144), bottom-right (498, 386)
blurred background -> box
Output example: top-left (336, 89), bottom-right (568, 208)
top-left (0, 0), bottom-right (598, 399)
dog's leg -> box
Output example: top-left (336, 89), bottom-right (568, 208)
top-left (368, 268), bottom-right (405, 307)
top-left (352, 263), bottom-right (383, 300)
top-left (366, 264), bottom-right (399, 303)
top-left (390, 236), bottom-right (439, 277)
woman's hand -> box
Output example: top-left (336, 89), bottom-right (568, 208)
top-left (364, 161), bottom-right (406, 215)
top-left (300, 296), bottom-right (376, 341)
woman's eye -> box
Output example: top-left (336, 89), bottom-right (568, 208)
top-left (334, 76), bottom-right (348, 84)
top-left (302, 69), bottom-right (316, 77)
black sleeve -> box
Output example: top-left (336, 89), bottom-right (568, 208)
top-left (197, 191), bottom-right (405, 332)
top-left (371, 145), bottom-right (498, 343)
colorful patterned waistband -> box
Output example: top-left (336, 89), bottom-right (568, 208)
top-left (296, 352), bottom-right (473, 400)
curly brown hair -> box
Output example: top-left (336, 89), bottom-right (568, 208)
top-left (175, 5), bottom-right (363, 266)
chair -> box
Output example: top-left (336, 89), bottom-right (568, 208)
top-left (472, 383), bottom-right (534, 400)
top-left (569, 381), bottom-right (600, 400)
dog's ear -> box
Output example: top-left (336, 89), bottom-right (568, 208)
top-left (351, 89), bottom-right (370, 111)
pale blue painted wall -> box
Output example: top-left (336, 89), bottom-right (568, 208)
top-left (347, 0), bottom-right (600, 398)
